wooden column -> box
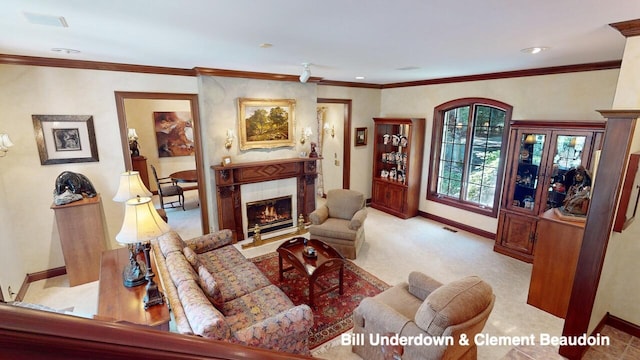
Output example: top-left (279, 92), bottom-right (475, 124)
top-left (51, 195), bottom-right (107, 286)
top-left (212, 157), bottom-right (320, 241)
top-left (560, 111), bottom-right (639, 359)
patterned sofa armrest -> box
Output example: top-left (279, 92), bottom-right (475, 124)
top-left (233, 304), bottom-right (314, 355)
top-left (184, 229), bottom-right (233, 254)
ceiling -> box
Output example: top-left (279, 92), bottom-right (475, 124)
top-left (2, 1), bottom-right (639, 85)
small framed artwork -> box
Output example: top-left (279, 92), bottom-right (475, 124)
top-left (221, 156), bottom-right (232, 167)
top-left (238, 98), bottom-right (295, 150)
top-left (613, 152), bottom-right (640, 232)
top-left (32, 115), bottom-right (99, 165)
top-left (355, 127), bottom-right (368, 146)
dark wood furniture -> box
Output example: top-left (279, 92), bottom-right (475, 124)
top-left (131, 156), bottom-right (150, 190)
top-left (277, 237), bottom-right (345, 308)
top-left (370, 117), bottom-right (425, 218)
top-left (170, 169), bottom-right (198, 183)
top-left (51, 195), bottom-right (106, 286)
top-left (212, 157), bottom-right (320, 241)
top-left (495, 120), bottom-right (605, 263)
top-left (527, 209), bottom-right (585, 318)
top-left (96, 247), bottom-right (170, 331)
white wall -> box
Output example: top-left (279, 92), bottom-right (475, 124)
top-left (320, 103), bottom-right (345, 192)
top-left (590, 35), bottom-right (640, 331)
top-left (0, 64), bottom-right (197, 299)
top-left (379, 70), bottom-right (619, 233)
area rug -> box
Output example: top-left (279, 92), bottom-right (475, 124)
top-left (250, 252), bottom-right (390, 349)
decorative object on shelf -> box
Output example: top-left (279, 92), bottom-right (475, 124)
top-left (116, 196), bottom-right (171, 308)
top-left (309, 142), bottom-right (318, 158)
top-left (299, 62), bottom-right (311, 83)
top-left (614, 152), bottom-right (640, 232)
top-left (324, 123), bottom-right (335, 138)
top-left (355, 127), bottom-right (367, 146)
top-left (128, 128), bottom-right (140, 157)
top-left (383, 133), bottom-right (390, 144)
top-left (221, 155), bottom-right (232, 167)
top-left (53, 171), bottom-right (97, 205)
top-left (238, 98), bottom-right (296, 150)
top-left (560, 165), bottom-right (591, 216)
top-left (0, 133), bottom-right (14, 157)
top-left (32, 115), bottom-right (99, 165)
top-left (300, 126), bottom-right (312, 144)
top-left (112, 170), bottom-right (151, 202)
top-left (153, 111), bottom-right (195, 157)
top-left (298, 213), bottom-right (306, 233)
top-left (224, 129), bottom-right (234, 150)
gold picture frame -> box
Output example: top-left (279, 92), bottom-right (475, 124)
top-left (221, 155), bottom-right (232, 166)
top-left (238, 98), bottom-right (295, 150)
top-left (32, 115), bottom-right (99, 165)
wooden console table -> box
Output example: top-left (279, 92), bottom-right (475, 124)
top-left (212, 157), bottom-right (320, 241)
top-left (96, 247), bottom-right (170, 331)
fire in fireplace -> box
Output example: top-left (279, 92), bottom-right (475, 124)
top-left (246, 195), bottom-right (293, 237)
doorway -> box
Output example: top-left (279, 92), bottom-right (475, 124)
top-left (317, 98), bottom-right (352, 193)
top-left (114, 92), bottom-right (209, 236)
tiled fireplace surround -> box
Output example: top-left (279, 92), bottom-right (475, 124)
top-left (212, 157), bottom-right (320, 241)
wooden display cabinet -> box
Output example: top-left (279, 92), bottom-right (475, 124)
top-left (370, 118), bottom-right (425, 218)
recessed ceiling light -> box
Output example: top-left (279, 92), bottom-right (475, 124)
top-left (521, 47), bottom-right (550, 54)
top-left (259, 43), bottom-right (273, 48)
top-left (23, 12), bottom-right (68, 27)
top-left (51, 48), bottom-right (80, 54)
top-left (355, 76), bottom-right (365, 80)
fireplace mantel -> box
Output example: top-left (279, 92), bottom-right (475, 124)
top-left (212, 157), bottom-right (320, 241)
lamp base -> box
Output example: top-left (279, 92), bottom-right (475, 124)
top-left (122, 248), bottom-right (147, 288)
top-left (143, 277), bottom-right (164, 309)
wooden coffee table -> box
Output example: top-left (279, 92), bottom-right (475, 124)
top-left (277, 237), bottom-right (345, 307)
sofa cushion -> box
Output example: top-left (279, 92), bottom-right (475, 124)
top-left (222, 285), bottom-right (295, 332)
top-left (198, 245), bottom-right (252, 273)
top-left (309, 218), bottom-right (360, 242)
top-left (415, 276), bottom-right (493, 336)
top-left (186, 229), bottom-right (233, 253)
top-left (326, 189), bottom-right (364, 220)
top-left (177, 279), bottom-right (231, 340)
top-left (197, 265), bottom-right (224, 309)
top-left (165, 251), bottom-right (197, 286)
top-left (157, 231), bottom-right (187, 257)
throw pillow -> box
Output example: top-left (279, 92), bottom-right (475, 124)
top-left (183, 246), bottom-right (201, 269)
top-left (197, 265), bottom-right (224, 309)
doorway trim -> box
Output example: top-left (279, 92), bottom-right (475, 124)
top-left (114, 91), bottom-right (210, 234)
top-left (317, 98), bottom-right (352, 189)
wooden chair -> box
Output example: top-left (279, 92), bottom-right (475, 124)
top-left (150, 165), bottom-right (184, 210)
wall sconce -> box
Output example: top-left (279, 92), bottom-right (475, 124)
top-left (225, 129), bottom-right (234, 150)
top-left (300, 127), bottom-right (312, 144)
top-left (0, 133), bottom-right (14, 157)
top-left (324, 123), bottom-right (335, 138)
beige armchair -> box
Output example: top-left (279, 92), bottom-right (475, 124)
top-left (308, 189), bottom-right (367, 259)
top-left (352, 272), bottom-right (495, 360)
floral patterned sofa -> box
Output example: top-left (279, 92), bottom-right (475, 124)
top-left (152, 230), bottom-right (313, 355)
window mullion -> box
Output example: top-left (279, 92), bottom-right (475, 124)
top-left (460, 106), bottom-right (474, 201)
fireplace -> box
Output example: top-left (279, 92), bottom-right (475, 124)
top-left (246, 195), bottom-right (293, 237)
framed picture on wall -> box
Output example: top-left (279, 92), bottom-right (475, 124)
top-left (32, 115), bottom-right (99, 165)
top-left (153, 111), bottom-right (195, 157)
top-left (238, 98), bottom-right (295, 150)
top-left (355, 127), bottom-right (368, 146)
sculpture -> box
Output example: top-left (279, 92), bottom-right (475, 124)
top-left (560, 165), bottom-right (592, 216)
top-left (54, 171), bottom-right (97, 205)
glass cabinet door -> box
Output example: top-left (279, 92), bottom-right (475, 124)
top-left (508, 131), bottom-right (548, 213)
top-left (544, 133), bottom-right (593, 211)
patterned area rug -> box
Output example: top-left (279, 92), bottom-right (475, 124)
top-left (250, 252), bottom-right (390, 349)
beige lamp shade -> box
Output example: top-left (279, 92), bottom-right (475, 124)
top-left (116, 196), bottom-right (170, 245)
top-left (127, 128), bottom-right (139, 141)
top-left (113, 171), bottom-right (152, 202)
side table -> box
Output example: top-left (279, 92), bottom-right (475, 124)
top-left (96, 247), bottom-right (170, 330)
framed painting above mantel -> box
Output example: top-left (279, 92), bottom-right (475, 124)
top-left (238, 98), bottom-right (295, 150)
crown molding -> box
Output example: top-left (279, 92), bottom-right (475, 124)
top-left (610, 19), bottom-right (640, 38)
top-left (0, 53), bottom-right (622, 89)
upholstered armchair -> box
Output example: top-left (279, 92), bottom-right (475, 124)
top-left (352, 272), bottom-right (495, 360)
top-left (308, 189), bottom-right (367, 259)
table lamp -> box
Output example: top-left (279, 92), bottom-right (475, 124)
top-left (113, 171), bottom-right (153, 287)
top-left (116, 196), bottom-right (171, 308)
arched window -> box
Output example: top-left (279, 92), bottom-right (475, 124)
top-left (427, 98), bottom-right (512, 217)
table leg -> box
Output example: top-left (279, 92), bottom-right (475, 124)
top-left (278, 255), bottom-right (284, 281)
